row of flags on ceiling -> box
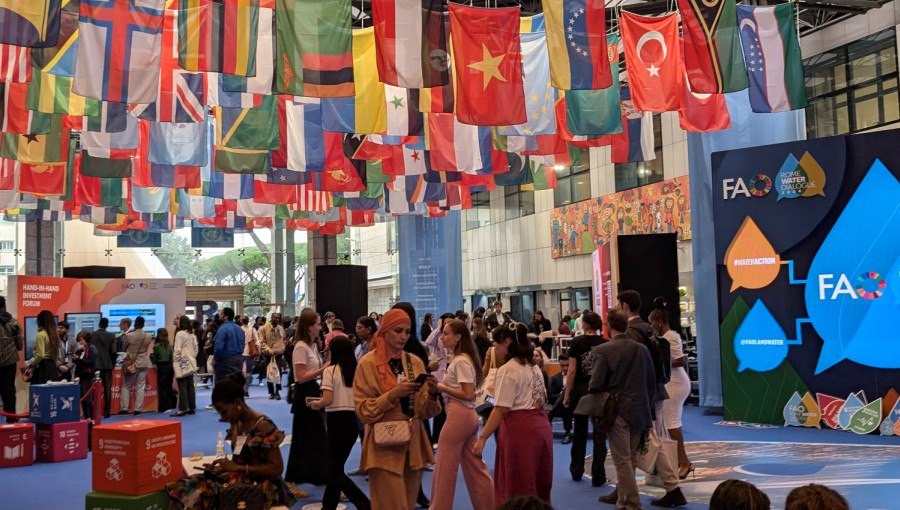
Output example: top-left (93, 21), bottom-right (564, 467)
top-left (0, 0), bottom-right (806, 239)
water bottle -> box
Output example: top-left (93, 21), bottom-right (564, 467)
top-left (215, 430), bottom-right (226, 459)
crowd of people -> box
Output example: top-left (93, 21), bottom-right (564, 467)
top-left (0, 295), bottom-right (853, 510)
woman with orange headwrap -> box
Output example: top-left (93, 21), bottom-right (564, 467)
top-left (353, 309), bottom-right (442, 510)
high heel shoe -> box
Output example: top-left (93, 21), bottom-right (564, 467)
top-left (678, 463), bottom-right (695, 480)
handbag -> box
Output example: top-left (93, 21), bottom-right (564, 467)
top-left (217, 481), bottom-right (267, 510)
top-left (573, 345), bottom-right (641, 432)
top-left (635, 427), bottom-right (662, 474)
top-left (373, 353), bottom-right (416, 447)
top-left (266, 357), bottom-right (280, 383)
top-left (122, 333), bottom-right (149, 375)
top-left (474, 347), bottom-right (499, 413)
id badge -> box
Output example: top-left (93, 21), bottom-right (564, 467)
top-left (233, 435), bottom-right (247, 456)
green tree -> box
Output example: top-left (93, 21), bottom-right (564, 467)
top-left (156, 233), bottom-right (211, 285)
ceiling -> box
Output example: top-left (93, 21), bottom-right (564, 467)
top-left (349, 0), bottom-right (895, 36)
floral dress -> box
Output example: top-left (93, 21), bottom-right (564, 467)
top-left (168, 416), bottom-right (295, 509)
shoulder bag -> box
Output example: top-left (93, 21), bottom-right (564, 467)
top-left (474, 347), bottom-right (499, 412)
top-left (574, 345), bottom-right (641, 431)
top-left (121, 334), bottom-right (149, 375)
top-left (373, 353), bottom-right (415, 447)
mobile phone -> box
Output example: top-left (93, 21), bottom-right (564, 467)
top-left (413, 373), bottom-right (429, 385)
top-left (305, 396), bottom-right (320, 405)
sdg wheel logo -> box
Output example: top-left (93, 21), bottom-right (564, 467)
top-left (748, 174), bottom-right (773, 197)
top-left (855, 271), bottom-right (886, 300)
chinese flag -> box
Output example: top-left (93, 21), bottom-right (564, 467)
top-left (620, 12), bottom-right (682, 112)
top-left (448, 4), bottom-right (526, 126)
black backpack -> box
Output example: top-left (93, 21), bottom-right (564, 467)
top-left (627, 320), bottom-right (671, 387)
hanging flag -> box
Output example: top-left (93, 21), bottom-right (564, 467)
top-left (134, 8), bottom-right (206, 123)
top-left (448, 4), bottom-right (526, 126)
top-left (214, 95), bottom-right (279, 173)
top-left (678, 0), bottom-right (748, 94)
top-left (621, 12), bottom-right (681, 113)
top-left (553, 96), bottom-right (609, 147)
top-left (494, 153), bottom-right (533, 186)
top-left (275, 0), bottom-right (353, 98)
top-left (0, 45), bottom-right (31, 83)
top-left (565, 34), bottom-right (622, 136)
top-left (499, 31), bottom-right (555, 136)
top-left (30, 0), bottom-right (79, 75)
top-left (74, 0), bottom-right (166, 103)
top-left (4, 82), bottom-right (55, 135)
top-left (611, 87), bottom-right (655, 164)
top-left (321, 27), bottom-right (387, 135)
top-left (80, 112), bottom-right (140, 154)
top-left (131, 186), bottom-right (170, 213)
top-left (26, 71), bottom-right (101, 117)
top-left (17, 161), bottom-right (67, 196)
top-left (1, 115), bottom-right (69, 163)
top-left (191, 226), bottom-right (234, 247)
top-left (678, 73), bottom-right (731, 132)
top-left (220, 5), bottom-right (273, 95)
top-left (80, 205), bottom-right (119, 225)
top-left (293, 184), bottom-right (332, 212)
top-left (520, 12), bottom-right (544, 33)
top-left (418, 79), bottom-right (454, 114)
top-left (426, 113), bottom-right (492, 173)
top-left (177, 190), bottom-right (215, 218)
top-left (384, 85), bottom-right (424, 136)
top-left (117, 230), bottom-right (162, 248)
top-left (383, 145), bottom-right (426, 176)
top-left (372, 0), bottom-right (449, 88)
top-left (736, 4), bottom-right (807, 113)
top-left (148, 165), bottom-right (201, 189)
top-left (177, 0), bottom-right (259, 76)
top-left (272, 99), bottom-right (327, 171)
top-left (76, 170), bottom-right (123, 207)
top-left (526, 157), bottom-right (560, 190)
top-left (149, 120), bottom-right (208, 166)
top-left (0, 0), bottom-right (62, 47)
top-left (207, 170), bottom-right (254, 199)
top-left (84, 102), bottom-right (131, 133)
top-left (542, 0), bottom-right (610, 90)
top-left (80, 149), bottom-right (132, 178)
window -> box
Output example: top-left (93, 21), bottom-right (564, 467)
top-left (553, 148), bottom-right (592, 207)
top-left (0, 266), bottom-right (14, 276)
top-left (504, 187), bottom-right (534, 220)
top-left (804, 29), bottom-right (899, 138)
top-left (614, 115), bottom-right (664, 192)
top-left (464, 191), bottom-right (491, 230)
top-left (0, 241), bottom-right (13, 250)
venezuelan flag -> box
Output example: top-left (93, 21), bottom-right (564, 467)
top-left (542, 0), bottom-right (611, 90)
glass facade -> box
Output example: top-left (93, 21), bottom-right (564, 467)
top-left (805, 28), bottom-right (899, 138)
top-left (464, 191), bottom-right (491, 230)
top-left (553, 148), bottom-right (592, 207)
top-left (504, 187), bottom-right (535, 220)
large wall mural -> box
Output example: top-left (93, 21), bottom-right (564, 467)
top-left (550, 176), bottom-right (691, 258)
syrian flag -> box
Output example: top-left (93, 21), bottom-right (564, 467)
top-left (384, 85), bottom-right (424, 136)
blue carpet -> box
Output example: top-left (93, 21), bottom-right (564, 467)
top-left (3, 387), bottom-right (897, 509)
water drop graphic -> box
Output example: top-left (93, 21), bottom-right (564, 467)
top-left (733, 300), bottom-right (788, 372)
top-left (799, 151), bottom-right (827, 198)
top-left (838, 392), bottom-right (865, 430)
top-left (783, 391), bottom-right (803, 426)
top-left (819, 394), bottom-right (845, 429)
top-left (775, 154), bottom-right (803, 201)
top-left (725, 217), bottom-right (782, 292)
top-left (805, 160), bottom-right (900, 374)
top-left (848, 398), bottom-right (882, 434)
top-left (800, 392), bottom-right (821, 428)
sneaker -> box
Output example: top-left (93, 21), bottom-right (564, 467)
top-left (599, 490), bottom-right (617, 504)
top-left (650, 488), bottom-right (687, 508)
top-left (561, 433), bottom-right (572, 444)
top-left (204, 404), bottom-right (214, 410)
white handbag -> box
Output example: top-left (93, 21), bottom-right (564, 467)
top-left (634, 427), bottom-right (662, 474)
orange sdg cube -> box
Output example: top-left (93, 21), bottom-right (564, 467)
top-left (92, 419), bottom-right (182, 496)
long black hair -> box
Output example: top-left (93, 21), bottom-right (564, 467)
top-left (36, 310), bottom-right (60, 361)
top-left (392, 302), bottom-right (428, 364)
top-left (507, 323), bottom-right (535, 365)
top-left (328, 335), bottom-right (357, 388)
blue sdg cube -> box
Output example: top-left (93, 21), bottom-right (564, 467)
top-left (30, 383), bottom-right (80, 425)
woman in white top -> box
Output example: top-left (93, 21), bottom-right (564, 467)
top-left (309, 335), bottom-right (371, 510)
top-left (429, 320), bottom-right (494, 510)
top-left (650, 301), bottom-right (693, 479)
top-left (285, 308), bottom-right (330, 492)
top-left (473, 323), bottom-right (553, 507)
top-left (171, 315), bottom-right (198, 416)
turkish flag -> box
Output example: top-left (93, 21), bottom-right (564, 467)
top-left (621, 12), bottom-right (681, 112)
top-left (448, 4), bottom-right (526, 126)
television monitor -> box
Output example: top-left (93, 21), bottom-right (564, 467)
top-left (101, 304), bottom-right (166, 338)
top-left (24, 315), bottom-right (58, 360)
top-left (65, 312), bottom-right (102, 335)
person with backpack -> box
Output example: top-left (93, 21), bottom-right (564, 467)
top-left (0, 296), bottom-right (23, 423)
top-left (612, 290), bottom-right (685, 508)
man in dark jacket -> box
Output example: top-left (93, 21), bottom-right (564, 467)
top-left (91, 318), bottom-right (118, 418)
top-left (614, 290), bottom-right (685, 508)
top-left (0, 296), bottom-right (23, 423)
top-left (589, 309), bottom-right (656, 509)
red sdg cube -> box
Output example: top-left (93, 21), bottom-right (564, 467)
top-left (92, 419), bottom-right (182, 496)
top-left (36, 420), bottom-right (89, 463)
top-left (0, 423), bottom-right (34, 468)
